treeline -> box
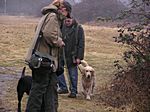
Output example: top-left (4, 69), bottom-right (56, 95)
top-left (72, 0), bottom-right (126, 23)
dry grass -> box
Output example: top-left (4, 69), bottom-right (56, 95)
top-left (0, 16), bottom-right (128, 112)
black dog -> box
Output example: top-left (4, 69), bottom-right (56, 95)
top-left (17, 67), bottom-right (32, 112)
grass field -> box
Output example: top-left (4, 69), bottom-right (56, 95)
top-left (0, 16), bottom-right (129, 112)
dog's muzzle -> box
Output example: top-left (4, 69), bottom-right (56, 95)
top-left (87, 75), bottom-right (91, 79)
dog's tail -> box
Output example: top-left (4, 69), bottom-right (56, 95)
top-left (78, 60), bottom-right (89, 73)
top-left (80, 60), bottom-right (89, 67)
top-left (21, 67), bottom-right (26, 77)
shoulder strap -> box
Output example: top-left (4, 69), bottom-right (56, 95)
top-left (25, 13), bottom-right (50, 63)
top-left (33, 13), bottom-right (51, 53)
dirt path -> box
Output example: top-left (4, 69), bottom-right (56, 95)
top-left (0, 67), bottom-right (21, 112)
top-left (0, 74), bottom-right (16, 111)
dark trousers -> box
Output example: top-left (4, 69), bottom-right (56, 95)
top-left (26, 68), bottom-right (58, 112)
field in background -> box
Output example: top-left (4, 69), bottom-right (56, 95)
top-left (0, 16), bottom-right (127, 112)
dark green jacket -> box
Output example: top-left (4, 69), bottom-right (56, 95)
top-left (62, 21), bottom-right (85, 67)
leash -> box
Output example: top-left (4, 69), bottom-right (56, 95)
top-left (62, 47), bottom-right (72, 88)
top-left (77, 65), bottom-right (82, 74)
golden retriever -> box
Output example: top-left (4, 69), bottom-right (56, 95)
top-left (78, 60), bottom-right (95, 100)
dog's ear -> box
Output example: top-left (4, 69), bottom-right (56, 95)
top-left (80, 69), bottom-right (85, 76)
top-left (78, 65), bottom-right (84, 73)
top-left (91, 68), bottom-right (95, 76)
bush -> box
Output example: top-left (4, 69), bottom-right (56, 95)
top-left (111, 0), bottom-right (150, 111)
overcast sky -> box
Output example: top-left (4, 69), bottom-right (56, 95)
top-left (73, 0), bottom-right (130, 4)
top-left (120, 0), bottom-right (129, 4)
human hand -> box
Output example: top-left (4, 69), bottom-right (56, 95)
top-left (57, 38), bottom-right (65, 47)
top-left (60, 41), bottom-right (65, 47)
top-left (76, 58), bottom-right (81, 65)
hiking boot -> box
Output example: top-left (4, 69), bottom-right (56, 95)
top-left (57, 89), bottom-right (69, 94)
top-left (68, 93), bottom-right (76, 98)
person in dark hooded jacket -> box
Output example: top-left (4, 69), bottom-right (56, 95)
top-left (57, 17), bottom-right (85, 98)
top-left (25, 1), bottom-right (72, 112)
